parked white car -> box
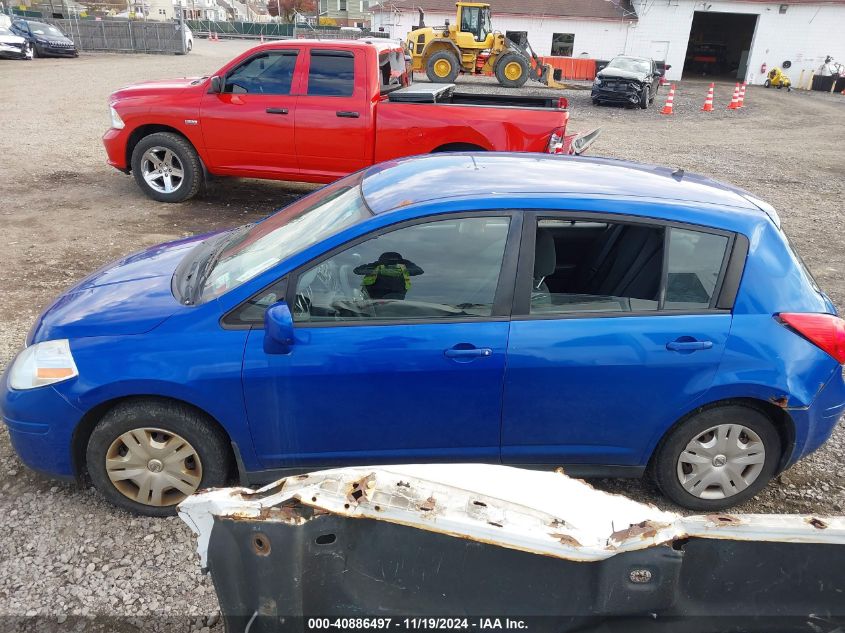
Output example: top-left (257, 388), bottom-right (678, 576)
top-left (0, 24), bottom-right (32, 60)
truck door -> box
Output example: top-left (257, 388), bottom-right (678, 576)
top-left (294, 47), bottom-right (373, 180)
top-left (200, 49), bottom-right (302, 177)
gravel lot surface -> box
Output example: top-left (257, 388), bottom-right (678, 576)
top-left (1, 40), bottom-right (844, 627)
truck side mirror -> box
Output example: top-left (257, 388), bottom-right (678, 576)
top-left (264, 302), bottom-right (294, 354)
top-left (208, 75), bottom-right (223, 94)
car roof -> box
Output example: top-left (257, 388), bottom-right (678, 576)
top-left (360, 153), bottom-right (765, 219)
top-left (259, 38), bottom-right (401, 54)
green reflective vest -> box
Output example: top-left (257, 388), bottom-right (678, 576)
top-left (362, 264), bottom-right (411, 291)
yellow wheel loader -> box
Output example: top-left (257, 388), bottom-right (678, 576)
top-left (406, 2), bottom-right (567, 89)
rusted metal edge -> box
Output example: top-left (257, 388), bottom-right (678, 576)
top-left (178, 464), bottom-right (845, 568)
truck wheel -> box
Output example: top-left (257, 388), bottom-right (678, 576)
top-left (495, 52), bottom-right (530, 88)
top-left (651, 405), bottom-right (781, 511)
top-left (131, 132), bottom-right (202, 203)
top-left (86, 399), bottom-right (232, 517)
top-left (426, 51), bottom-right (459, 83)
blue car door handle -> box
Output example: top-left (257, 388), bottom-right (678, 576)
top-left (666, 339), bottom-right (714, 352)
top-left (444, 346), bottom-right (493, 360)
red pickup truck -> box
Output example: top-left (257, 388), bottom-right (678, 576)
top-left (103, 39), bottom-right (597, 202)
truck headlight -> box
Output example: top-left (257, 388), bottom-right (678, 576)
top-left (110, 105), bottom-right (125, 130)
top-left (9, 340), bottom-right (78, 390)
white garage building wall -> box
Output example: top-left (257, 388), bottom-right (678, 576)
top-left (372, 0), bottom-right (844, 85)
top-left (626, 0), bottom-right (845, 84)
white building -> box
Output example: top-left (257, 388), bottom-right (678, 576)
top-left (371, 0), bottom-right (845, 83)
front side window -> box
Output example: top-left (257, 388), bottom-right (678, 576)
top-left (527, 219), bottom-right (730, 315)
top-left (294, 216), bottom-right (510, 323)
top-left (307, 50), bottom-right (355, 96)
top-left (225, 51), bottom-right (298, 94)
top-left (200, 175), bottom-right (371, 301)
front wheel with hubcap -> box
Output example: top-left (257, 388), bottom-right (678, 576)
top-left (639, 86), bottom-right (649, 109)
top-left (86, 399), bottom-right (231, 516)
top-left (425, 50), bottom-right (460, 83)
top-left (651, 405), bottom-right (781, 511)
top-left (131, 132), bottom-right (202, 203)
top-left (494, 52), bottom-right (530, 88)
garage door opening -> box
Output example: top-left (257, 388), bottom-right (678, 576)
top-left (684, 11), bottom-right (758, 80)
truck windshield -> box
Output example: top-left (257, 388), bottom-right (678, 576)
top-left (199, 175), bottom-right (371, 302)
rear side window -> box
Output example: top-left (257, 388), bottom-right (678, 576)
top-left (526, 218), bottom-right (731, 315)
top-left (308, 50), bottom-right (354, 96)
top-left (664, 228), bottom-right (729, 309)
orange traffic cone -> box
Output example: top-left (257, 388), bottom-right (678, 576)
top-left (701, 82), bottom-right (714, 111)
top-left (660, 85), bottom-right (676, 115)
top-left (728, 83), bottom-right (740, 109)
top-left (737, 82), bottom-right (747, 108)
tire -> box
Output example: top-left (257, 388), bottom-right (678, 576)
top-left (425, 50), bottom-right (459, 83)
top-left (592, 98), bottom-right (601, 106)
top-left (131, 132), bottom-right (202, 203)
top-left (639, 85), bottom-right (649, 109)
top-left (86, 399), bottom-right (232, 517)
top-left (494, 52), bottom-right (530, 88)
top-left (187, 40), bottom-right (192, 52)
top-left (651, 405), bottom-right (781, 511)
top-left (31, 42), bottom-right (39, 58)
top-left (764, 79), bottom-right (771, 88)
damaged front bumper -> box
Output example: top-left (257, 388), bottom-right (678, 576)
top-left (179, 465), bottom-right (845, 632)
top-left (592, 81), bottom-right (643, 105)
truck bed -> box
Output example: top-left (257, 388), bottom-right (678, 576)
top-left (388, 83), bottom-right (566, 110)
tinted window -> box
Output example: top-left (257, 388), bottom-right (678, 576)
top-left (307, 51), bottom-right (354, 96)
top-left (225, 52), bottom-right (298, 95)
top-left (293, 217), bottom-right (510, 323)
top-left (664, 228), bottom-right (728, 309)
top-left (529, 219), bottom-right (663, 315)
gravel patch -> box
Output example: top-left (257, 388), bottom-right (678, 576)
top-left (0, 43), bottom-right (843, 625)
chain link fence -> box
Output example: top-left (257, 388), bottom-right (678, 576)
top-left (41, 18), bottom-right (188, 54)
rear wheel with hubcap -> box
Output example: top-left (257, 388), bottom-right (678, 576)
top-left (131, 132), bottom-right (202, 203)
top-left (652, 405), bottom-right (781, 510)
top-left (86, 399), bottom-right (231, 516)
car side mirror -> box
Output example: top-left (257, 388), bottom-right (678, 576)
top-left (208, 75), bottom-right (223, 94)
top-left (264, 301), bottom-right (294, 354)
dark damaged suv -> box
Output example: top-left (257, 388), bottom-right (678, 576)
top-left (592, 55), bottom-right (661, 109)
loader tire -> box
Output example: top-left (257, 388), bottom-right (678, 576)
top-left (426, 51), bottom-right (459, 83)
top-left (495, 52), bottom-right (530, 88)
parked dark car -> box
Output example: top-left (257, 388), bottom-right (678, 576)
top-left (592, 55), bottom-right (661, 108)
top-left (0, 24), bottom-right (33, 59)
top-left (10, 19), bottom-right (77, 58)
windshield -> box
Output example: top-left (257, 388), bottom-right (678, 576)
top-left (199, 175), bottom-right (371, 302)
top-left (29, 23), bottom-right (65, 36)
top-left (607, 57), bottom-right (650, 73)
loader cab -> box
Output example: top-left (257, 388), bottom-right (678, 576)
top-left (455, 2), bottom-right (492, 46)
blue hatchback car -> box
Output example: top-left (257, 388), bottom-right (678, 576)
top-left (3, 154), bottom-right (844, 515)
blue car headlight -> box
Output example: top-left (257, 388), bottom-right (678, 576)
top-left (9, 339), bottom-right (78, 390)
